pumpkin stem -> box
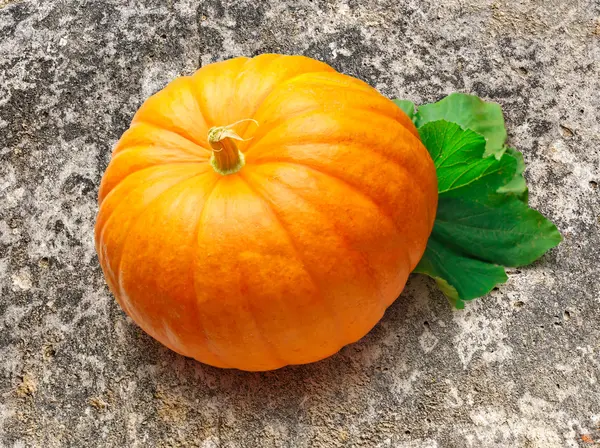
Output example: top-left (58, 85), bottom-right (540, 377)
top-left (207, 119), bottom-right (258, 175)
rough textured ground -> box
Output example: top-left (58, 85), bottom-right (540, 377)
top-left (1, 0), bottom-right (599, 447)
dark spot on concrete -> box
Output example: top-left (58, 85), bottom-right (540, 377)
top-left (229, 1), bottom-right (265, 31)
top-left (560, 125), bottom-right (574, 137)
top-left (198, 0), bottom-right (225, 20)
top-left (529, 119), bottom-right (554, 137)
top-left (199, 26), bottom-right (224, 56)
top-left (304, 27), bottom-right (382, 82)
top-left (62, 173), bottom-right (95, 197)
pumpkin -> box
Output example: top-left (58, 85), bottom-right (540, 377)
top-left (95, 54), bottom-right (438, 371)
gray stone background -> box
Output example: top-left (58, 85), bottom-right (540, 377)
top-left (1, 0), bottom-right (599, 446)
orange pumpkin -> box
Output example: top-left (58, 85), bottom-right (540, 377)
top-left (95, 54), bottom-right (438, 371)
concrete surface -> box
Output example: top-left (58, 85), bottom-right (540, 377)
top-left (1, 0), bottom-right (599, 446)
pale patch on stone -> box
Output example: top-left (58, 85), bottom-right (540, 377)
top-left (419, 329), bottom-right (438, 353)
top-left (125, 412), bottom-right (143, 448)
top-left (0, 220), bottom-right (20, 245)
top-left (329, 41), bottom-right (353, 59)
top-left (452, 303), bottom-right (511, 368)
top-left (481, 341), bottom-right (513, 363)
top-left (358, 343), bottom-right (382, 367)
top-left (392, 370), bottom-right (421, 403)
top-left (1, 304), bottom-right (33, 330)
top-left (462, 398), bottom-right (575, 447)
top-left (443, 383), bottom-right (464, 408)
top-left (3, 186), bottom-right (24, 208)
top-left (11, 267), bottom-right (32, 291)
top-left (472, 406), bottom-right (507, 423)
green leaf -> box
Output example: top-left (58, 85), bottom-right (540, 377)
top-left (413, 120), bottom-right (561, 306)
top-left (434, 197), bottom-right (562, 267)
top-left (413, 93), bottom-right (507, 156)
top-left (392, 99), bottom-right (415, 121)
top-left (391, 93), bottom-right (562, 307)
top-left (498, 147), bottom-right (528, 202)
top-left (413, 238), bottom-right (507, 309)
top-left (418, 121), bottom-right (516, 199)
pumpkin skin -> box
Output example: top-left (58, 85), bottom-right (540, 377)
top-left (95, 54), bottom-right (438, 371)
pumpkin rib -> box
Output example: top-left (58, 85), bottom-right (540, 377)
top-left (113, 122), bottom-right (212, 155)
top-left (243, 105), bottom-right (322, 150)
top-left (112, 170), bottom-right (213, 294)
top-left (250, 154), bottom-right (420, 225)
top-left (185, 77), bottom-right (219, 140)
top-left (99, 162), bottom-right (210, 207)
top-left (262, 168), bottom-right (380, 286)
top-left (245, 73), bottom-right (417, 144)
top-left (250, 160), bottom-right (415, 271)
top-left (270, 71), bottom-right (378, 97)
top-left (282, 111), bottom-right (423, 162)
top-left (103, 158), bottom-right (206, 190)
top-left (97, 165), bottom-right (205, 251)
top-left (100, 157), bottom-right (209, 202)
top-left (238, 171), bottom-right (349, 351)
top-left (131, 77), bottom-right (211, 149)
top-left (113, 145), bottom-right (209, 162)
top-left (220, 236), bottom-right (291, 368)
top-left (229, 55), bottom-right (336, 136)
top-left (189, 57), bottom-right (251, 128)
top-left (232, 53), bottom-right (285, 94)
top-left (117, 177), bottom-right (229, 366)
top-left (262, 78), bottom-right (388, 118)
top-left (237, 297), bottom-right (289, 369)
top-left (132, 118), bottom-right (210, 152)
top-left (245, 107), bottom-right (421, 158)
top-left (247, 126), bottom-right (431, 223)
top-left (246, 103), bottom-right (400, 154)
top-left (111, 174), bottom-right (226, 363)
top-left (255, 169), bottom-right (383, 308)
top-left (248, 139), bottom-right (421, 186)
top-left (247, 142), bottom-right (428, 239)
top-left (187, 176), bottom-right (235, 369)
top-left (97, 167), bottom-right (208, 286)
top-left (192, 177), bottom-right (287, 368)
top-left (239, 291), bottom-right (292, 368)
top-left (113, 173), bottom-right (212, 308)
top-left (245, 66), bottom-right (338, 101)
